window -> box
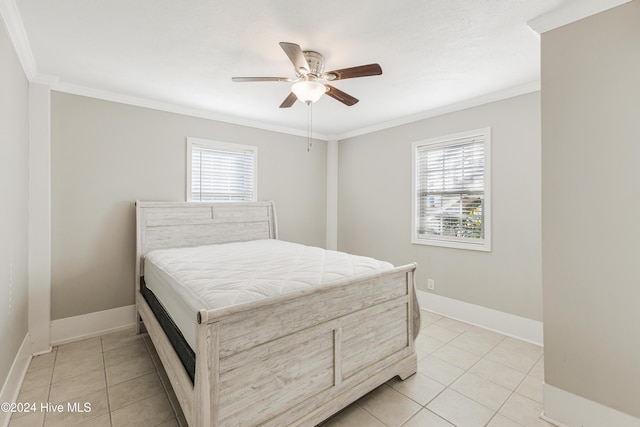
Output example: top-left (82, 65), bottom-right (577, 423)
top-left (412, 128), bottom-right (491, 251)
top-left (187, 138), bottom-right (257, 202)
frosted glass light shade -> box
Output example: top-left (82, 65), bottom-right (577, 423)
top-left (291, 81), bottom-right (326, 104)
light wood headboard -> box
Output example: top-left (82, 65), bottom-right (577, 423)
top-left (135, 201), bottom-right (277, 285)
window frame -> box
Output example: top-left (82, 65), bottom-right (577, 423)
top-left (186, 137), bottom-right (258, 202)
top-left (411, 127), bottom-right (492, 252)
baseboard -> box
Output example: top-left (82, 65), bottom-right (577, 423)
top-left (417, 291), bottom-right (543, 345)
top-left (543, 383), bottom-right (640, 427)
top-left (50, 305), bottom-right (137, 345)
top-left (0, 334), bottom-right (32, 427)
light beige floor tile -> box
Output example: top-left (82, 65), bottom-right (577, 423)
top-left (500, 337), bottom-right (543, 356)
top-left (427, 389), bottom-right (495, 427)
top-left (516, 375), bottom-right (544, 403)
top-left (20, 365), bottom-right (54, 393)
top-left (469, 358), bottom-right (526, 390)
top-left (108, 371), bottom-right (165, 411)
top-left (418, 355), bottom-right (465, 386)
top-left (415, 334), bottom-right (447, 359)
top-left (448, 330), bottom-right (502, 356)
top-left (51, 351), bottom-right (104, 383)
top-left (8, 410), bottom-right (44, 427)
top-left (28, 351), bottom-right (57, 371)
top-left (57, 337), bottom-right (102, 354)
top-left (44, 388), bottom-right (109, 427)
top-left (432, 344), bottom-right (483, 370)
top-left (487, 413), bottom-right (524, 427)
top-left (435, 317), bottom-right (472, 333)
top-left (486, 338), bottom-right (543, 373)
top-left (55, 338), bottom-right (102, 366)
top-left (464, 326), bottom-right (506, 345)
top-left (499, 393), bottom-right (555, 427)
top-left (105, 350), bottom-right (155, 386)
top-left (402, 409), bottom-right (455, 427)
top-left (103, 339), bottom-right (149, 368)
top-left (357, 385), bottom-right (421, 427)
top-left (74, 413), bottom-right (111, 427)
top-left (529, 355), bottom-right (545, 380)
top-left (420, 310), bottom-right (444, 326)
top-left (49, 368), bottom-right (105, 404)
top-left (100, 327), bottom-right (142, 352)
top-left (421, 324), bottom-right (462, 343)
top-left (143, 336), bottom-right (163, 370)
top-left (55, 337), bottom-right (101, 354)
top-left (320, 403), bottom-right (385, 426)
top-left (110, 392), bottom-right (175, 427)
top-left (388, 372), bottom-right (445, 405)
top-left (156, 419), bottom-right (180, 427)
top-left (12, 384), bottom-right (50, 419)
top-left (450, 372), bottom-right (511, 411)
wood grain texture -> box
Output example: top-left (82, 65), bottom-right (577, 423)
top-left (136, 201), bottom-right (277, 278)
top-left (135, 201), bottom-right (418, 426)
top-left (138, 296), bottom-right (195, 425)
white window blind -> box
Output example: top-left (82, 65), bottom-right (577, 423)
top-left (187, 138), bottom-right (257, 202)
top-left (412, 128), bottom-right (491, 251)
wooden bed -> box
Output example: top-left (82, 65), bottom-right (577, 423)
top-left (135, 200), bottom-right (418, 427)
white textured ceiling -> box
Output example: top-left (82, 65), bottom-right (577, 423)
top-left (15, 0), bottom-right (567, 137)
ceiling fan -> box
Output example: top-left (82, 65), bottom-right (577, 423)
top-left (232, 42), bottom-right (382, 108)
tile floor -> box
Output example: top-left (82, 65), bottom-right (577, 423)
top-left (8, 310), bottom-right (551, 427)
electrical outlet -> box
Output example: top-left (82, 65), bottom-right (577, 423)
top-left (427, 278), bottom-right (435, 290)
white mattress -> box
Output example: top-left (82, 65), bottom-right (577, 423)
top-left (143, 239), bottom-right (394, 350)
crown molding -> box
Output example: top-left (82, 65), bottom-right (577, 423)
top-left (527, 0), bottom-right (632, 34)
top-left (48, 78), bottom-right (541, 143)
top-left (31, 73), bottom-right (59, 87)
top-left (51, 80), bottom-right (331, 140)
top-left (335, 81), bottom-right (541, 140)
top-left (0, 0), bottom-right (37, 79)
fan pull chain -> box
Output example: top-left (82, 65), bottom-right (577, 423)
top-left (307, 101), bottom-right (313, 151)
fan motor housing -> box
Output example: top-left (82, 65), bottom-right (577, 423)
top-left (302, 50), bottom-right (325, 78)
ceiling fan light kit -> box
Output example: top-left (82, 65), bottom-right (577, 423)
top-left (291, 80), bottom-right (326, 104)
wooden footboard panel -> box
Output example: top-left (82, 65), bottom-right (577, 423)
top-left (218, 322), bottom-right (336, 425)
top-left (211, 268), bottom-right (411, 358)
top-left (195, 264), bottom-right (418, 427)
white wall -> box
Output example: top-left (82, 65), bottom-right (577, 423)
top-left (541, 0), bottom-right (640, 421)
top-left (0, 17), bottom-right (29, 391)
top-left (338, 92), bottom-right (542, 321)
top-left (50, 92), bottom-right (327, 320)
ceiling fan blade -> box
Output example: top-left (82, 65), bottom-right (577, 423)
top-left (279, 42), bottom-right (310, 74)
top-left (325, 63), bottom-right (382, 80)
top-left (232, 77), bottom-right (292, 82)
top-left (325, 85), bottom-right (359, 106)
top-left (279, 92), bottom-right (298, 108)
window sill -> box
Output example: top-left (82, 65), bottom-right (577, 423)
top-left (411, 237), bottom-right (491, 252)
